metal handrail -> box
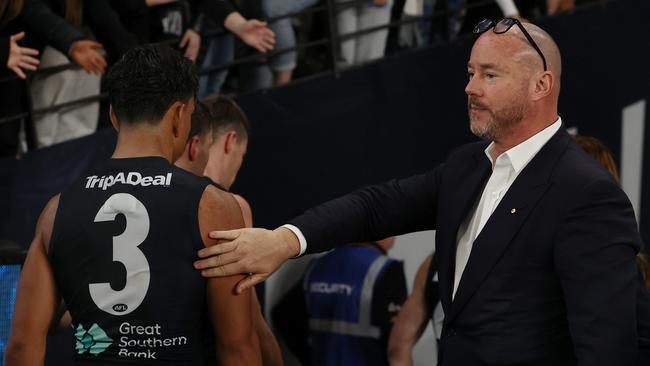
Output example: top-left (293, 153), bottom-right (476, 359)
top-left (0, 0), bottom-right (615, 128)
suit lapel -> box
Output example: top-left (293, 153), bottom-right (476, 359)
top-left (446, 127), bottom-right (571, 322)
top-left (438, 152), bottom-right (491, 315)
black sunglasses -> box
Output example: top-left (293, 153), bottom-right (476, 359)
top-left (473, 18), bottom-right (547, 72)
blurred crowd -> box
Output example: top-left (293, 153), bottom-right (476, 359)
top-left (0, 0), bottom-right (601, 158)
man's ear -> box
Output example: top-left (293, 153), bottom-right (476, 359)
top-left (532, 71), bottom-right (554, 101)
top-left (188, 135), bottom-right (200, 161)
top-left (109, 105), bottom-right (120, 132)
top-left (169, 101), bottom-right (185, 139)
top-left (224, 131), bottom-right (238, 154)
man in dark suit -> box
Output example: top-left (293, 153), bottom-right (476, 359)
top-left (194, 20), bottom-right (641, 365)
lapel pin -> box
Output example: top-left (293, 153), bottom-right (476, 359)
top-left (510, 208), bottom-right (517, 214)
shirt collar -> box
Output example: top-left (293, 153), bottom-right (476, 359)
top-left (485, 117), bottom-right (562, 173)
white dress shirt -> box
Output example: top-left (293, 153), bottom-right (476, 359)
top-left (452, 118), bottom-right (562, 299)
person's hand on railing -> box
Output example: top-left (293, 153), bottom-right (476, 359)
top-left (225, 12), bottom-right (276, 53)
top-left (68, 40), bottom-right (107, 75)
top-left (180, 29), bottom-right (201, 62)
top-left (7, 32), bottom-right (40, 80)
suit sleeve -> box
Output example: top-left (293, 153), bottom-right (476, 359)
top-left (83, 0), bottom-right (139, 62)
top-left (554, 178), bottom-right (640, 366)
top-left (288, 166), bottom-right (443, 254)
top-left (22, 0), bottom-right (85, 54)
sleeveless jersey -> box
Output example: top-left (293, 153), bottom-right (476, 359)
top-left (49, 157), bottom-right (211, 365)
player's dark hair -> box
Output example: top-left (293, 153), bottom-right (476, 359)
top-left (106, 45), bottom-right (198, 125)
top-left (188, 102), bottom-right (212, 142)
top-left (199, 95), bottom-right (250, 139)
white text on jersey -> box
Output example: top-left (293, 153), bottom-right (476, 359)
top-left (85, 172), bottom-right (172, 190)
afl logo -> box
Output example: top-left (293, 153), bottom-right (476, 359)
top-left (113, 304), bottom-right (128, 313)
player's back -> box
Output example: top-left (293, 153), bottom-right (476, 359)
top-left (49, 156), bottom-right (211, 365)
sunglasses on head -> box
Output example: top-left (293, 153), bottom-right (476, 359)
top-left (473, 18), bottom-right (547, 72)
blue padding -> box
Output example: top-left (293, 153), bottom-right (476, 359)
top-left (0, 264), bottom-right (21, 361)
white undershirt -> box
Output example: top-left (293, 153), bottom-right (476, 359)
top-left (452, 118), bottom-right (562, 299)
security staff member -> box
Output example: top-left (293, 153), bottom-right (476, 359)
top-left (273, 238), bottom-right (406, 366)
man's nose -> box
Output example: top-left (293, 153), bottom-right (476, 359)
top-left (465, 76), bottom-right (482, 97)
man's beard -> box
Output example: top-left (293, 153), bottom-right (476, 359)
top-left (468, 97), bottom-right (527, 141)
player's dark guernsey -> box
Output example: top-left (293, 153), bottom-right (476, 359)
top-left (49, 157), bottom-right (211, 365)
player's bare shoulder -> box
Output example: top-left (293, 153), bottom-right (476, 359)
top-left (37, 194), bottom-right (61, 254)
top-left (198, 185), bottom-right (244, 246)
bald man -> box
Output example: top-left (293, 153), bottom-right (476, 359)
top-left (195, 19), bottom-right (641, 365)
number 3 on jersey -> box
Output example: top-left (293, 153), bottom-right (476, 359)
top-left (89, 193), bottom-right (150, 316)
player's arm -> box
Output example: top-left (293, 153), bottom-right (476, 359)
top-left (387, 255), bottom-right (432, 366)
top-left (199, 186), bottom-right (262, 366)
top-left (232, 194), bottom-right (284, 366)
top-left (5, 195), bottom-right (61, 366)
top-left (251, 290), bottom-right (283, 366)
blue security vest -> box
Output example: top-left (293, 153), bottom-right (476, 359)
top-left (303, 245), bottom-right (397, 366)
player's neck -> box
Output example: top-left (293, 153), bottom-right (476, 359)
top-left (112, 128), bottom-right (174, 162)
top-left (174, 157), bottom-right (203, 176)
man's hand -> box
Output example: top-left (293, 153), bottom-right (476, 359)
top-left (373, 0), bottom-right (388, 7)
top-left (225, 13), bottom-right (275, 53)
top-left (68, 40), bottom-right (107, 75)
top-left (7, 32), bottom-right (40, 79)
top-left (180, 29), bottom-right (200, 62)
top-left (194, 227), bottom-right (300, 293)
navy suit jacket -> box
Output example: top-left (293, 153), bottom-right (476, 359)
top-left (289, 127), bottom-right (641, 365)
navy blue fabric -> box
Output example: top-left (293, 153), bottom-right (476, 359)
top-left (50, 157), bottom-right (210, 365)
top-left (304, 246), bottom-right (395, 366)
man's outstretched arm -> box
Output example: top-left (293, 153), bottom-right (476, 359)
top-left (195, 167), bottom-right (443, 293)
top-left (5, 195), bottom-right (61, 366)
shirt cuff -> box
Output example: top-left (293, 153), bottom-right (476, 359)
top-left (280, 224), bottom-right (307, 257)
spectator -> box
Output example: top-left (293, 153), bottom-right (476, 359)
top-left (273, 237), bottom-right (407, 365)
top-left (148, 0), bottom-right (202, 61)
top-left (23, 0), bottom-right (106, 74)
top-left (262, 0), bottom-right (318, 86)
top-left (199, 6), bottom-right (275, 97)
top-left (108, 0), bottom-right (275, 97)
top-left (336, 0), bottom-right (394, 67)
top-left (0, 0), bottom-right (39, 157)
top-left (81, 0), bottom-right (139, 64)
top-left (23, 0), bottom-right (108, 147)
